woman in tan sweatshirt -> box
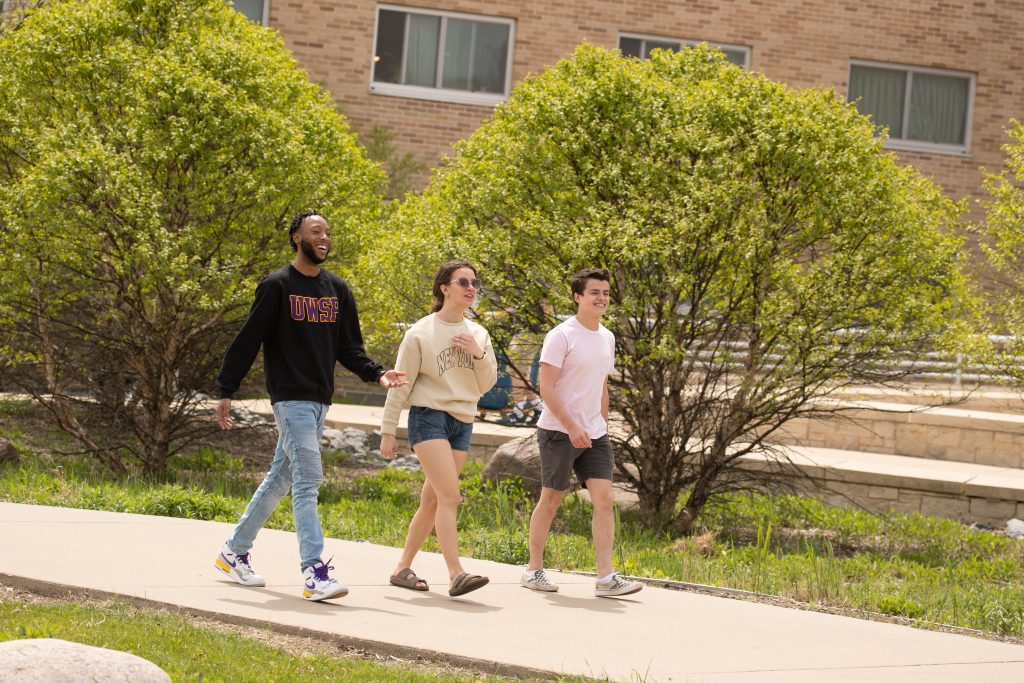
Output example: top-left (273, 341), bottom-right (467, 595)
top-left (380, 261), bottom-right (498, 597)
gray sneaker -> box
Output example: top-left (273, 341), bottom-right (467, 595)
top-left (595, 572), bottom-right (642, 598)
top-left (521, 568), bottom-right (559, 592)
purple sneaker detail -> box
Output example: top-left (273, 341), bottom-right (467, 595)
top-left (302, 557), bottom-right (347, 601)
top-left (312, 559), bottom-right (335, 582)
top-left (215, 543), bottom-right (265, 587)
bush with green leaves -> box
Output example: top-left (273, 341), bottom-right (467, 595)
top-left (0, 0), bottom-right (384, 475)
top-left (361, 43), bottom-right (970, 532)
top-left (976, 120), bottom-right (1024, 383)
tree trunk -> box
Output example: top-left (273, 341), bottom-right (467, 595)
top-left (137, 305), bottom-right (182, 476)
top-left (635, 486), bottom-right (681, 532)
top-left (33, 286), bottom-right (127, 475)
top-left (675, 475), bottom-right (714, 536)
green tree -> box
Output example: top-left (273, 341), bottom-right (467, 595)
top-left (362, 124), bottom-right (427, 201)
top-left (0, 0), bottom-right (384, 474)
top-left (360, 44), bottom-right (969, 533)
top-left (0, 1), bottom-right (44, 33)
top-left (976, 120), bottom-right (1024, 383)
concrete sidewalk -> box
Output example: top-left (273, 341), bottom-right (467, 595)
top-left (3, 502), bottom-right (1024, 681)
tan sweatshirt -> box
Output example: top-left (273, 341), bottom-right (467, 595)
top-left (380, 313), bottom-right (498, 435)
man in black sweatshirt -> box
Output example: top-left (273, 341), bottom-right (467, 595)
top-left (213, 210), bottom-right (406, 601)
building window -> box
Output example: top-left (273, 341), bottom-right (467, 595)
top-left (372, 5), bottom-right (514, 107)
top-left (231, 0), bottom-right (268, 26)
top-left (618, 33), bottom-right (750, 69)
top-left (848, 61), bottom-right (974, 155)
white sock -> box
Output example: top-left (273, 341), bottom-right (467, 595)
top-left (598, 572), bottom-right (618, 583)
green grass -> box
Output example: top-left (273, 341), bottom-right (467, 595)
top-left (3, 393), bottom-right (1024, 639)
top-left (0, 599), bottom-right (510, 682)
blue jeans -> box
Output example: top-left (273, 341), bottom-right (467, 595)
top-left (228, 400), bottom-right (326, 570)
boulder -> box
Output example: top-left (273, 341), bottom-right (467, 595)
top-left (321, 427), bottom-right (369, 453)
top-left (0, 638), bottom-right (171, 682)
top-left (1006, 518), bottom-right (1024, 539)
top-left (483, 434), bottom-right (544, 499)
top-left (0, 437), bottom-right (19, 466)
top-left (484, 434), bottom-right (642, 504)
top-left (387, 454), bottom-right (422, 471)
top-left (572, 482), bottom-right (640, 510)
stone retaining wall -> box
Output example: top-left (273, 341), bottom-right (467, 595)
top-left (802, 478), bottom-right (1022, 527)
top-left (737, 454), bottom-right (1024, 527)
top-left (777, 409), bottom-right (1024, 469)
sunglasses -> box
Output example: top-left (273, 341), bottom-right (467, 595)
top-left (450, 277), bottom-right (483, 290)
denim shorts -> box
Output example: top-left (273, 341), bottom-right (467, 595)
top-left (407, 406), bottom-right (474, 452)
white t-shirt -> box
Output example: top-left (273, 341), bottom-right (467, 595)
top-left (536, 316), bottom-right (615, 439)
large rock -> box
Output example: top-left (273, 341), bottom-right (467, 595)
top-left (321, 427), bottom-right (369, 454)
top-left (484, 434), bottom-right (642, 505)
top-left (0, 437), bottom-right (19, 466)
top-left (483, 434), bottom-right (543, 499)
top-left (0, 638), bottom-right (171, 682)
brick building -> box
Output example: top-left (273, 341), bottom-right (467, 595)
top-left (5, 0), bottom-right (1019, 202)
top-left (234, 0), bottom-right (1022, 207)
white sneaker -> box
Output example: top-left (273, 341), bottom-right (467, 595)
top-left (521, 568), bottom-right (559, 592)
top-left (215, 542), bottom-right (266, 587)
top-left (595, 572), bottom-right (643, 598)
top-left (302, 558), bottom-right (348, 601)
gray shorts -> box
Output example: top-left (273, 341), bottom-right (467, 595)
top-left (536, 428), bottom-right (614, 491)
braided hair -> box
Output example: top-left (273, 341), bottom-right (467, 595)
top-left (288, 210), bottom-right (321, 251)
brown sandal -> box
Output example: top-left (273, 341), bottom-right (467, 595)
top-left (389, 567), bottom-right (429, 591)
top-left (449, 572), bottom-right (489, 597)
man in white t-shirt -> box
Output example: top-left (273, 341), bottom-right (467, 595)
top-left (520, 268), bottom-right (642, 598)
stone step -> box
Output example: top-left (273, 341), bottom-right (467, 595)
top-left (776, 400), bottom-right (1024, 469)
top-left (834, 385), bottom-right (1024, 414)
top-left (739, 444), bottom-right (1024, 527)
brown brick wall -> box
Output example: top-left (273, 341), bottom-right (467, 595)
top-left (269, 0), bottom-right (1023, 209)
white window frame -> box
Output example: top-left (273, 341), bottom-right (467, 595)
top-left (848, 59), bottom-right (975, 156)
top-left (370, 4), bottom-right (515, 107)
top-left (618, 31), bottom-right (751, 69)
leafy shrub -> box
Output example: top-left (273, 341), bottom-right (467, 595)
top-left (982, 600), bottom-right (1024, 636)
top-left (467, 528), bottom-right (529, 565)
top-left (169, 448), bottom-right (243, 473)
top-left (351, 468), bottom-right (421, 508)
top-left (137, 485), bottom-right (235, 520)
top-left (876, 595), bottom-right (926, 619)
top-left (321, 449), bottom-right (350, 467)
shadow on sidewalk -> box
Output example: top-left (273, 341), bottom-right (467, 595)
top-left (384, 594), bottom-right (502, 613)
top-left (218, 591), bottom-right (408, 617)
top-left (534, 593), bottom-right (639, 612)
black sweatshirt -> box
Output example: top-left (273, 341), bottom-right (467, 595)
top-left (217, 265), bottom-right (385, 405)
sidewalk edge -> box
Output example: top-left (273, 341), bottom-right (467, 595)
top-left (0, 573), bottom-right (563, 681)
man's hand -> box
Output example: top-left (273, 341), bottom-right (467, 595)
top-left (567, 422), bottom-right (592, 449)
top-left (216, 398), bottom-right (233, 430)
top-left (380, 433), bottom-right (398, 460)
top-left (378, 370), bottom-right (408, 389)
